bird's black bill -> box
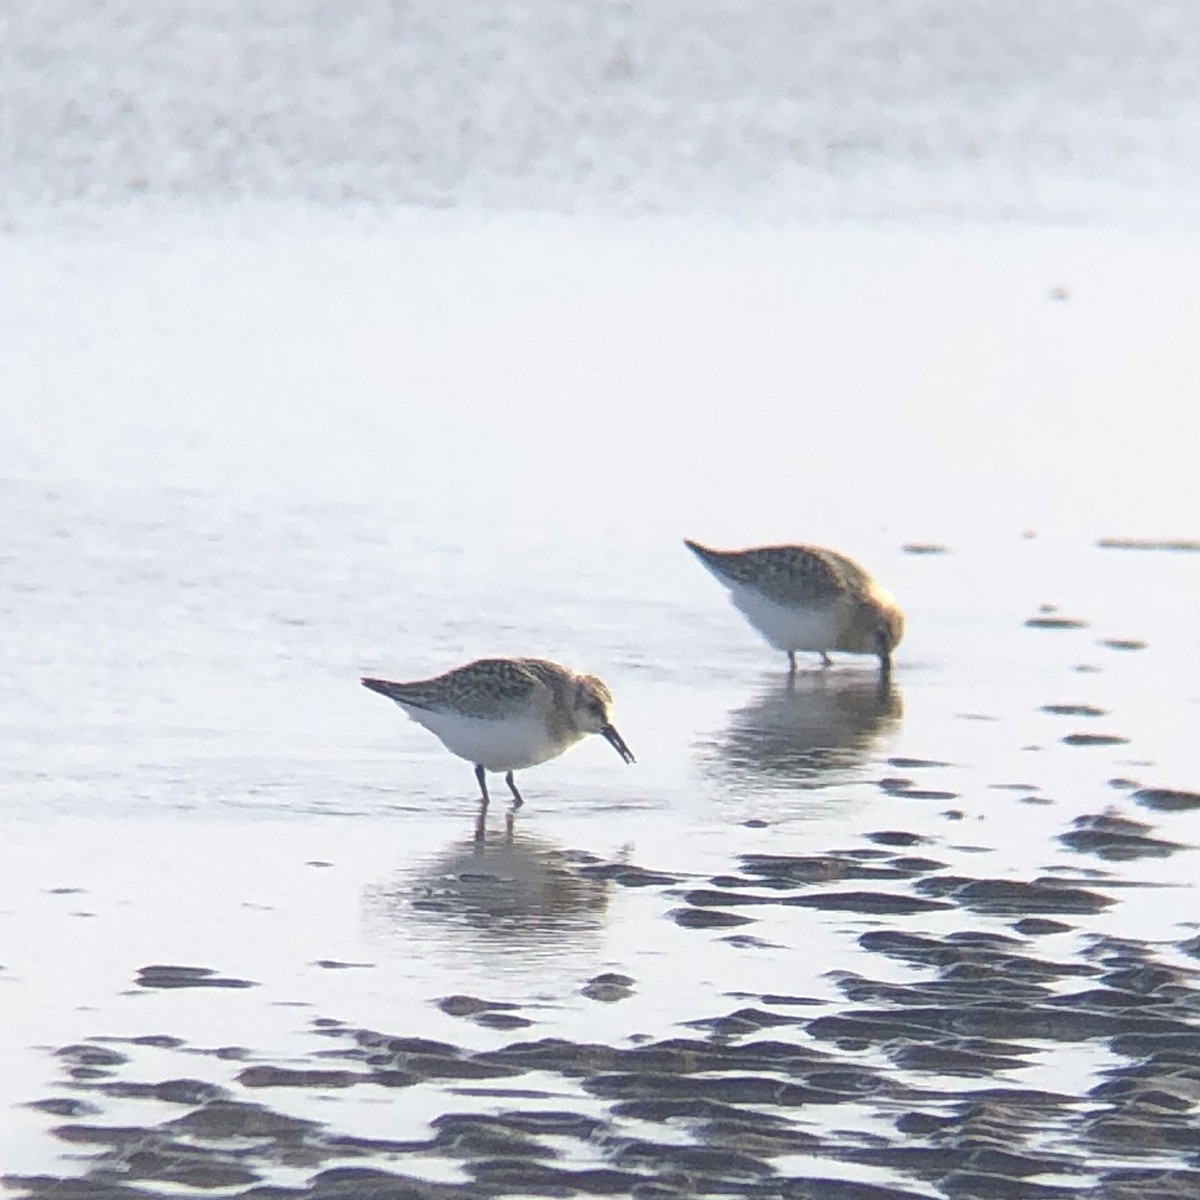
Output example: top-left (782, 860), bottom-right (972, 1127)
top-left (602, 724), bottom-right (636, 764)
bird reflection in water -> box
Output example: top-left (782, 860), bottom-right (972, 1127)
top-left (704, 670), bottom-right (903, 790)
top-left (364, 829), bottom-right (610, 960)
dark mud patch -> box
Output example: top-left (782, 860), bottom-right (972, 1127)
top-left (92, 1078), bottom-right (228, 1105)
top-left (55, 1044), bottom-right (129, 1073)
top-left (576, 861), bottom-right (682, 887)
top-left (581, 973), bottom-right (635, 1002)
top-left (437, 995), bottom-right (523, 1018)
top-left (1134, 787), bottom-right (1200, 812)
top-left (94, 1034), bottom-right (187, 1050)
top-left (1042, 703), bottom-right (1107, 717)
top-left (1013, 917), bottom-right (1075, 936)
top-left (25, 1098), bottom-right (102, 1118)
top-left (1026, 614), bottom-right (1089, 630)
top-left (1060, 813), bottom-right (1186, 861)
top-left (1097, 537), bottom-right (1200, 552)
top-left (866, 830), bottom-right (929, 847)
top-left (786, 890), bottom-right (953, 915)
top-left (134, 964), bottom-right (258, 990)
top-left (738, 850), bottom-right (943, 885)
top-left (671, 905), bottom-right (754, 928)
top-left (721, 931), bottom-right (785, 949)
top-left (881, 783), bottom-right (961, 801)
top-left (238, 1066), bottom-right (367, 1088)
top-left (669, 847), bottom-right (954, 927)
top-left (915, 875), bottom-right (1114, 915)
top-left (1062, 732), bottom-right (1130, 747)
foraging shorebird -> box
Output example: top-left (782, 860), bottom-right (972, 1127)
top-left (684, 540), bottom-right (904, 675)
top-left (362, 657), bottom-right (635, 817)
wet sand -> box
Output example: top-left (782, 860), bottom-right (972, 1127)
top-left (5, 776), bottom-right (1200, 1199)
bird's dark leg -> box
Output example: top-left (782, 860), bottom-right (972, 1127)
top-left (473, 765), bottom-right (490, 842)
top-left (787, 650), bottom-right (797, 674)
top-left (874, 630), bottom-right (892, 680)
top-left (874, 666), bottom-right (892, 706)
top-left (505, 771), bottom-right (524, 810)
top-left (820, 651), bottom-right (833, 668)
top-left (873, 628), bottom-right (892, 676)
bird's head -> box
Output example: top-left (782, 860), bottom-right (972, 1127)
top-left (572, 674), bottom-right (635, 763)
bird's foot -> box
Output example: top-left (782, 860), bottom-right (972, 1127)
top-left (504, 770), bottom-right (525, 809)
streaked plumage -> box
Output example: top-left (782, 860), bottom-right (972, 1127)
top-left (362, 657), bottom-right (634, 815)
top-left (685, 540), bottom-right (904, 674)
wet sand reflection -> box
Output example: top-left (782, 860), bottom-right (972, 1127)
top-left (703, 671), bottom-right (903, 790)
top-left (363, 830), bottom-right (610, 966)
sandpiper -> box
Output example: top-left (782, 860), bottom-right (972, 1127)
top-left (362, 657), bottom-right (635, 815)
top-left (685, 539), bottom-right (904, 674)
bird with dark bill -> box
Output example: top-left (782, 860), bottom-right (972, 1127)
top-left (362, 657), bottom-right (634, 819)
top-left (685, 539), bottom-right (904, 674)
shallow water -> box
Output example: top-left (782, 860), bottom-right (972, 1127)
top-left (2, 207), bottom-right (1200, 1199)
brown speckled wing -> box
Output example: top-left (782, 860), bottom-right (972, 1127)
top-left (366, 658), bottom-right (543, 718)
top-left (691, 543), bottom-right (853, 605)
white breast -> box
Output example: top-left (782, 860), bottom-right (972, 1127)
top-left (728, 584), bottom-right (842, 653)
top-left (405, 706), bottom-right (582, 771)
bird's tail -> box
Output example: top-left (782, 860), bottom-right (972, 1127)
top-left (361, 677), bottom-right (407, 702)
top-left (684, 538), bottom-right (728, 574)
